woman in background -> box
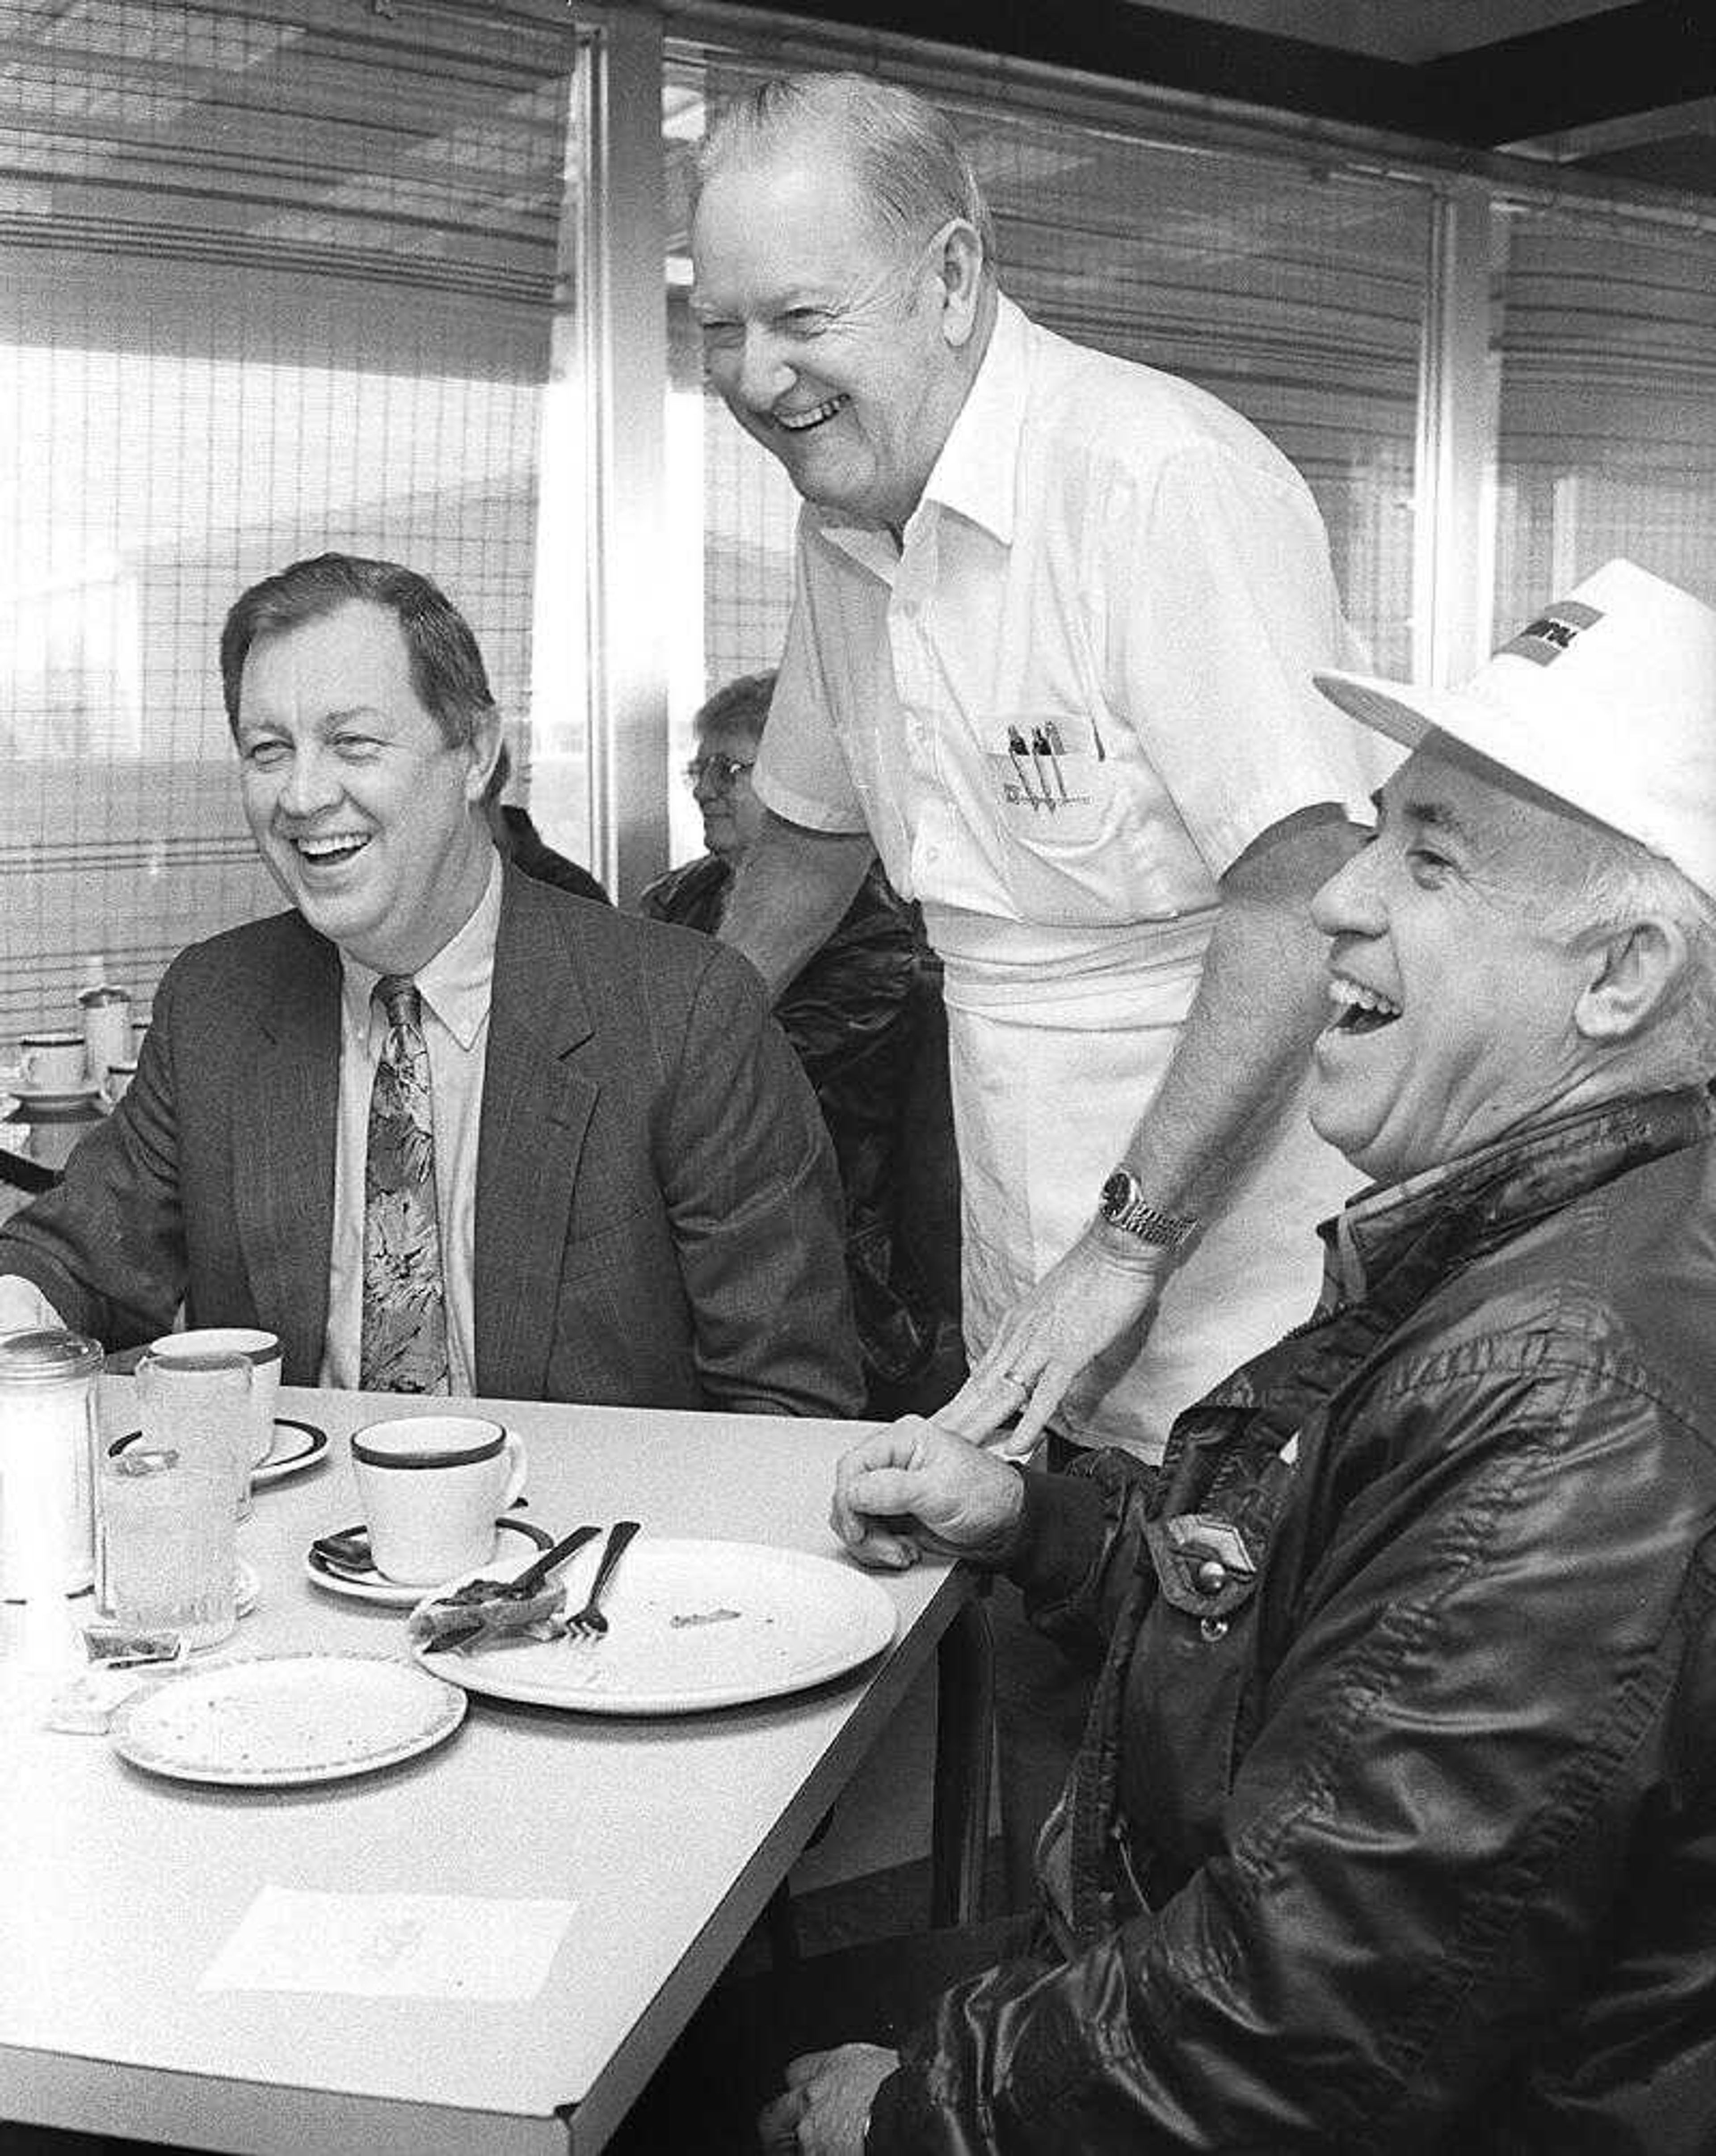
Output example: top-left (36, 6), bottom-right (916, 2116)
top-left (642, 673), bottom-right (958, 1416)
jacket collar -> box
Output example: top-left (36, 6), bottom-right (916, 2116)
top-left (1323, 1087), bottom-right (1716, 1308)
top-left (471, 865), bottom-right (598, 1398)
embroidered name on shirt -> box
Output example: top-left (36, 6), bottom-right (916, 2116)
top-left (1498, 598), bottom-right (1602, 668)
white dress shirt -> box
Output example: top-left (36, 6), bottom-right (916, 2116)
top-left (320, 855), bottom-right (502, 1393)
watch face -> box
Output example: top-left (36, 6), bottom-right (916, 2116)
top-left (1101, 1170), bottom-right (1135, 1214)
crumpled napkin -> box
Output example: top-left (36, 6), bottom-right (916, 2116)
top-left (406, 1579), bottom-right (568, 1653)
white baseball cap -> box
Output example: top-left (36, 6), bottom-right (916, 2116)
top-left (1313, 558), bottom-right (1716, 902)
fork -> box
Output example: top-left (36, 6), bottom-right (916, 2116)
top-left (565, 1520), bottom-right (641, 1639)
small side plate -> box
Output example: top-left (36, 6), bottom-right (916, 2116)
top-left (110, 1651), bottom-right (467, 1786)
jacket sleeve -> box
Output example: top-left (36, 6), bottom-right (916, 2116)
top-left (0, 960), bottom-right (189, 1348)
top-left (1000, 1447), bottom-right (1157, 1668)
top-left (658, 940), bottom-right (865, 1418)
top-left (869, 1359), bottom-right (1712, 2151)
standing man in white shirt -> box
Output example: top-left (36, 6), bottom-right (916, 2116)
top-left (689, 71), bottom-right (1381, 1888)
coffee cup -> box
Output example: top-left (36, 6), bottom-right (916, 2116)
top-left (104, 1059), bottom-right (139, 1106)
top-left (349, 1415), bottom-right (528, 1584)
top-left (147, 1327), bottom-right (281, 1468)
top-left (19, 1034), bottom-right (86, 1090)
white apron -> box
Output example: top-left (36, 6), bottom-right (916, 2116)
top-left (933, 905), bottom-right (1357, 1461)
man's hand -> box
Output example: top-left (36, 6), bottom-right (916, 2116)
top-left (758, 2044), bottom-right (900, 2155)
top-left (831, 1416), bottom-right (1024, 1571)
top-left (940, 1223), bottom-right (1169, 1455)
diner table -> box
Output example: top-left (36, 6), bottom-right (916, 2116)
top-left (0, 1380), bottom-right (989, 2156)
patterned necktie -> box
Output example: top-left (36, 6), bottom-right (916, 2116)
top-left (360, 976), bottom-right (450, 1394)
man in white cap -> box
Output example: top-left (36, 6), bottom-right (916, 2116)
top-left (612, 560), bottom-right (1716, 2154)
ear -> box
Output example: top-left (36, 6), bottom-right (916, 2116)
top-left (1573, 916), bottom-right (1688, 1044)
top-left (930, 219), bottom-right (986, 350)
top-left (463, 705), bottom-right (504, 806)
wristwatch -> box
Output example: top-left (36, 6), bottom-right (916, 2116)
top-left (1098, 1168), bottom-right (1198, 1252)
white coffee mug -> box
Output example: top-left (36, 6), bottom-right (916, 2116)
top-left (149, 1327), bottom-right (282, 1467)
top-left (350, 1415), bottom-right (528, 1584)
top-left (19, 1034), bottom-right (86, 1090)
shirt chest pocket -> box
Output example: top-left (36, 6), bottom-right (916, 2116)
top-left (977, 709), bottom-right (1191, 924)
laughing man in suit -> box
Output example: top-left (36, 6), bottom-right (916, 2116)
top-left (0, 553), bottom-right (862, 1416)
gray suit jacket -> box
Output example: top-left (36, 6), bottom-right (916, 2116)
top-left (0, 866), bottom-right (863, 1417)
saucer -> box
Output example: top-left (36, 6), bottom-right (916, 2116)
top-left (304, 1513), bottom-right (553, 1606)
top-left (253, 1418), bottom-right (329, 1487)
top-left (112, 1419), bottom-right (328, 1488)
top-left (4, 1082), bottom-right (103, 1117)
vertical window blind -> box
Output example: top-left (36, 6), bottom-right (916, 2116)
top-left (1, 0), bottom-right (580, 1038)
top-left (1490, 203), bottom-right (1716, 627)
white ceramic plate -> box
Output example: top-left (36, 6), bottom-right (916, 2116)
top-left (110, 1651), bottom-right (466, 1786)
top-left (252, 1417), bottom-right (329, 1486)
top-left (412, 1537), bottom-right (897, 1715)
top-left (305, 1512), bottom-right (553, 1606)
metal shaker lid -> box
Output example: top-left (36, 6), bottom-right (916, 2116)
top-left (0, 1328), bottom-right (105, 1385)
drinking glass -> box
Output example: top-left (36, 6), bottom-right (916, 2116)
top-left (135, 1347), bottom-right (254, 1522)
top-left (98, 1444), bottom-right (236, 1649)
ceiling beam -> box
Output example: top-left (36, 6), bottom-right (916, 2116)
top-left (1417, 0), bottom-right (1716, 146)
top-left (713, 0), bottom-right (1442, 135)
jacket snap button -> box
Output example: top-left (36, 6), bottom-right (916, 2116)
top-left (1200, 1616), bottom-right (1229, 1642)
top-left (1194, 1558), bottom-right (1228, 1595)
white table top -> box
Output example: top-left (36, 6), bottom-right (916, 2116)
top-left (0, 1384), bottom-right (964, 2156)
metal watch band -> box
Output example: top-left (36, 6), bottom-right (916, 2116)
top-left (1098, 1169), bottom-right (1198, 1251)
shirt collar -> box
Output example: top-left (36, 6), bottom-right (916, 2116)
top-left (917, 290), bottom-right (1030, 545)
top-left (809, 290), bottom-right (1030, 577)
top-left (339, 851), bottom-right (502, 1053)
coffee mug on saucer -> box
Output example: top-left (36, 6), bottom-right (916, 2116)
top-left (19, 1033), bottom-right (86, 1090)
top-left (349, 1415), bottom-right (528, 1585)
top-left (148, 1327), bottom-right (282, 1467)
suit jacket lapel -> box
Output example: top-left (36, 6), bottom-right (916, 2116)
top-left (473, 870), bottom-right (596, 1400)
top-left (232, 923), bottom-right (340, 1382)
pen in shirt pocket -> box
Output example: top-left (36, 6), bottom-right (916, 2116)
top-left (1031, 726), bottom-right (1070, 805)
top-left (1006, 726), bottom-right (1042, 809)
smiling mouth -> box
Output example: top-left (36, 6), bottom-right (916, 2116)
top-left (775, 395), bottom-right (846, 434)
top-left (291, 832), bottom-right (372, 867)
top-left (1326, 973), bottom-right (1402, 1034)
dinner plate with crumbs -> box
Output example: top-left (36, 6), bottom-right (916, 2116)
top-left (412, 1537), bottom-right (897, 1715)
top-left (110, 1651), bottom-right (466, 1786)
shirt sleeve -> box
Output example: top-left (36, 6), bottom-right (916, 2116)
top-left (1105, 442), bottom-right (1384, 879)
top-left (750, 517), bottom-right (873, 837)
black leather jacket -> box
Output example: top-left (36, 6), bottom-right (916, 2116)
top-left (870, 1088), bottom-right (1716, 2153)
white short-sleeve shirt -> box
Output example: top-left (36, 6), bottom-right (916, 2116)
top-left (754, 294), bottom-right (1378, 967)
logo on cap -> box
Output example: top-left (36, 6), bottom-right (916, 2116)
top-left (1498, 598), bottom-right (1602, 669)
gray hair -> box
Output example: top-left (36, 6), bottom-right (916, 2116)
top-left (1551, 831), bottom-right (1716, 1082)
top-left (693, 72), bottom-right (997, 274)
top-left (694, 670), bottom-right (776, 741)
